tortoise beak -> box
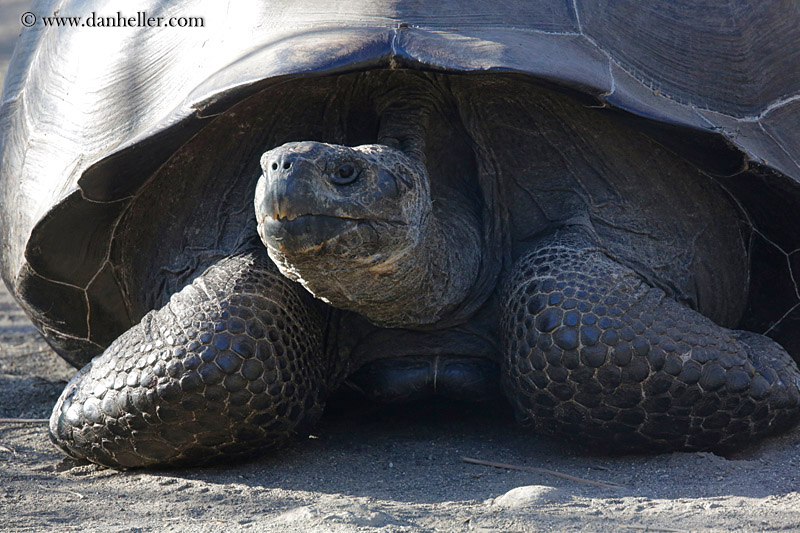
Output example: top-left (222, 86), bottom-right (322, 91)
top-left (255, 146), bottom-right (355, 254)
top-left (257, 150), bottom-right (320, 222)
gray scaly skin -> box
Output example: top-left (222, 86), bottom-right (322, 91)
top-left (50, 118), bottom-right (800, 468)
top-left (50, 248), bottom-right (332, 467)
top-left (502, 229), bottom-right (800, 452)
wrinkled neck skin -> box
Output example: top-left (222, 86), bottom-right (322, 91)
top-left (265, 153), bottom-right (483, 330)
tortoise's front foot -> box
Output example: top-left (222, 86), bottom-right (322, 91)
top-left (50, 249), bottom-right (331, 468)
top-left (502, 230), bottom-right (800, 452)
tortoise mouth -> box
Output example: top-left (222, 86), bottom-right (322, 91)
top-left (259, 213), bottom-right (370, 253)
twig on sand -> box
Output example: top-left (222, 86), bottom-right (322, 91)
top-left (0, 418), bottom-right (49, 424)
top-left (624, 526), bottom-right (688, 532)
top-left (38, 485), bottom-right (85, 500)
top-left (59, 489), bottom-right (86, 500)
top-left (461, 456), bottom-right (625, 489)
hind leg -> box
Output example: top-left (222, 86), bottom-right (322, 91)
top-left (50, 247), bottom-right (336, 468)
top-left (502, 229), bottom-right (800, 452)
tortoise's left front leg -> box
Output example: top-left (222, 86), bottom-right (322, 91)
top-left (501, 229), bottom-right (800, 452)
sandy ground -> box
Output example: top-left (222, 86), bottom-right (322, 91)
top-left (3, 2), bottom-right (800, 531)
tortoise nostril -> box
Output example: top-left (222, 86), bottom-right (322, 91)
top-left (283, 161), bottom-right (292, 170)
top-left (271, 162), bottom-right (278, 171)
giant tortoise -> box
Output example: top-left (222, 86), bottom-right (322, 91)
top-left (3, 0), bottom-right (800, 468)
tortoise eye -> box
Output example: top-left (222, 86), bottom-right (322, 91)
top-left (339, 163), bottom-right (355, 179)
top-left (332, 162), bottom-right (359, 184)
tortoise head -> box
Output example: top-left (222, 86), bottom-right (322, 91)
top-left (255, 141), bottom-right (429, 258)
top-left (255, 141), bottom-right (439, 316)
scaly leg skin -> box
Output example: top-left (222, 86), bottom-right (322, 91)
top-left (50, 248), bottom-right (332, 468)
top-left (502, 229), bottom-right (800, 452)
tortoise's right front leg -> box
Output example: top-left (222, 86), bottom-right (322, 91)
top-left (50, 247), bottom-right (333, 468)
